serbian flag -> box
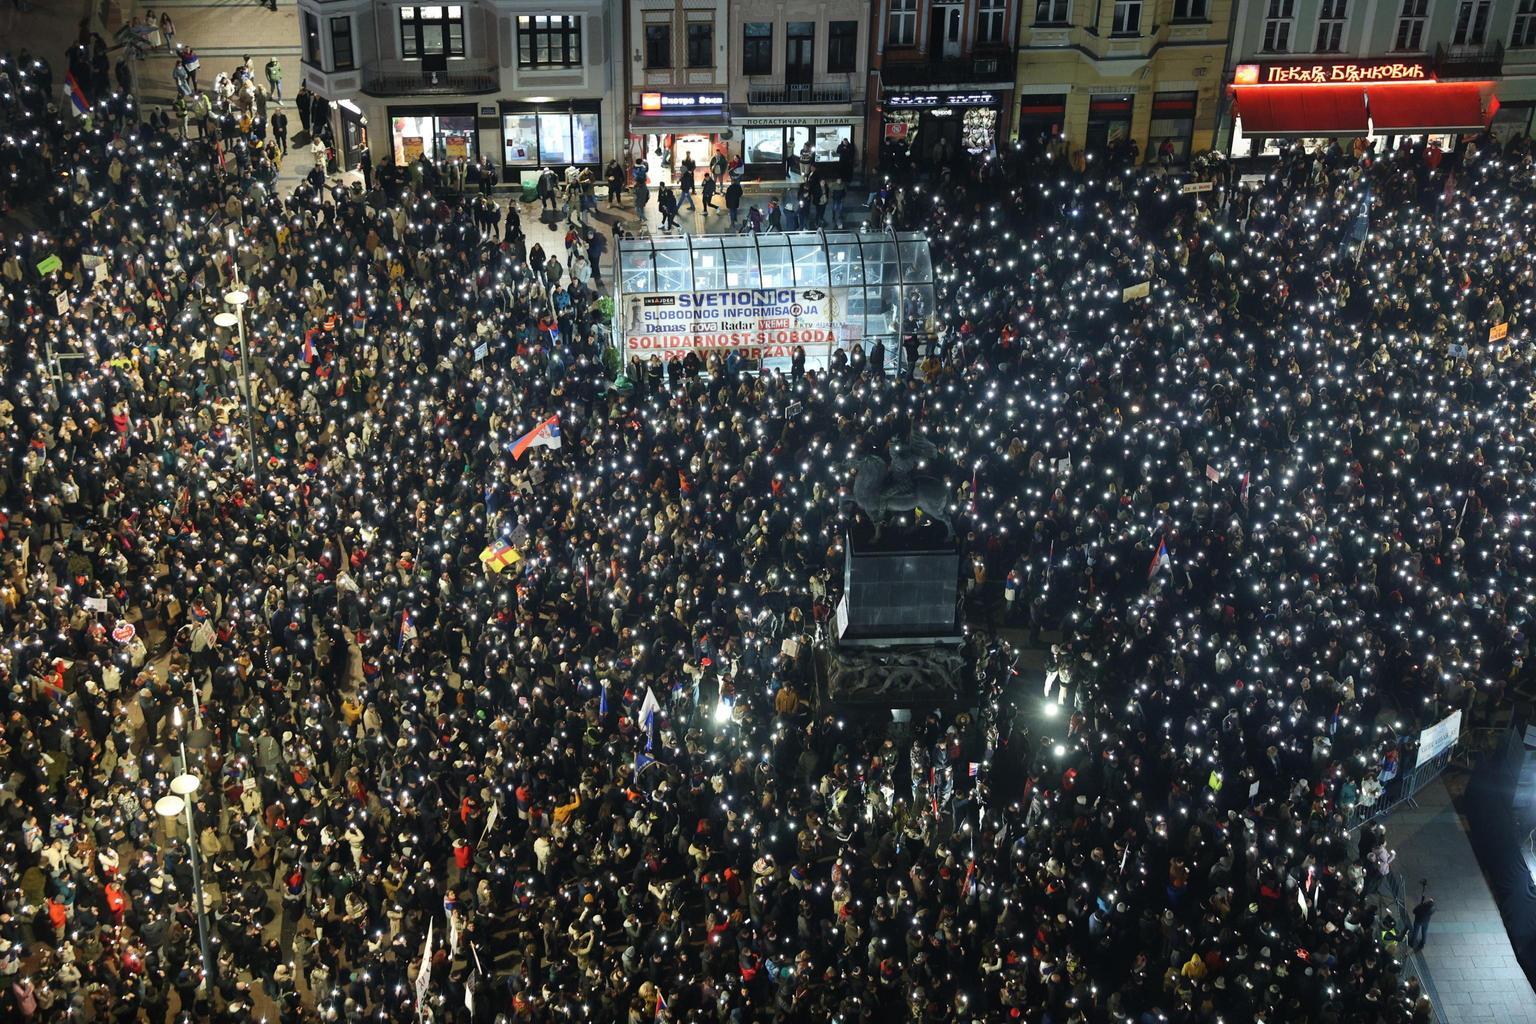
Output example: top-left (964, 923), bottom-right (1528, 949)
top-left (65, 70), bottom-right (89, 114)
top-left (654, 990), bottom-right (667, 1023)
top-left (301, 328), bottom-right (318, 364)
top-left (1239, 471), bottom-right (1251, 508)
top-left (1148, 535), bottom-right (1170, 579)
top-left (507, 415), bottom-right (561, 461)
top-left (397, 608), bottom-right (416, 650)
top-left (478, 540), bottom-right (521, 573)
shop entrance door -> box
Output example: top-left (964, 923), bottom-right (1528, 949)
top-left (922, 114), bottom-right (962, 162)
top-left (673, 134), bottom-right (712, 183)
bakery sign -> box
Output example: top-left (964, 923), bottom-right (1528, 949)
top-left (1233, 59), bottom-right (1431, 85)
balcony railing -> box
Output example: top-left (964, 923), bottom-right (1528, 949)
top-left (361, 59), bottom-right (499, 97)
top-left (880, 52), bottom-right (1012, 86)
top-left (1434, 41), bottom-right (1504, 79)
top-left (747, 79), bottom-right (853, 104)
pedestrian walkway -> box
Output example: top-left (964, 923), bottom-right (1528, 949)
top-left (1390, 776), bottom-right (1536, 1024)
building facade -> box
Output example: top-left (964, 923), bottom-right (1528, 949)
top-left (868, 0), bottom-right (1024, 168)
top-left (622, 0), bottom-right (731, 183)
top-left (296, 0), bottom-right (624, 183)
top-left (726, 1), bottom-right (871, 180)
top-left (1221, 0), bottom-right (1528, 156)
top-left (1014, 0), bottom-right (1232, 163)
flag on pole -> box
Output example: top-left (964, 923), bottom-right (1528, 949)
top-left (65, 71), bottom-right (89, 115)
top-left (415, 917), bottom-right (434, 1020)
top-left (655, 990), bottom-right (668, 1023)
top-left (1240, 471), bottom-right (1251, 508)
top-left (598, 682), bottom-right (609, 716)
top-left (478, 540), bottom-right (521, 573)
top-left (301, 328), bottom-right (318, 364)
top-left (961, 858), bottom-right (977, 898)
top-left (507, 415), bottom-right (561, 461)
top-left (1148, 536), bottom-right (1170, 579)
top-left (398, 608), bottom-right (416, 650)
top-left (638, 686), bottom-right (661, 732)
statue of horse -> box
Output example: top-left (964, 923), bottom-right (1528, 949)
top-left (847, 452), bottom-right (955, 542)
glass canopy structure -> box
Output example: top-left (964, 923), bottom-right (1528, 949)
top-left (614, 230), bottom-right (936, 373)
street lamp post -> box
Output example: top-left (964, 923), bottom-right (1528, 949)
top-left (213, 285), bottom-right (260, 482)
top-left (155, 713), bottom-right (218, 999)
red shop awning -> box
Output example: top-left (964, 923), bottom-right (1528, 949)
top-left (1233, 85), bottom-right (1368, 137)
top-left (1367, 82), bottom-right (1492, 133)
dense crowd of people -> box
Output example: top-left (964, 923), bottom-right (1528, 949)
top-left (0, 31), bottom-right (1531, 1024)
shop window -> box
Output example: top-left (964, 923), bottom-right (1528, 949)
top-left (744, 127), bottom-right (784, 166)
top-left (962, 108), bottom-right (998, 152)
top-left (889, 0), bottom-right (917, 46)
top-left (1315, 0), bottom-right (1347, 52)
top-left (828, 21), bottom-right (857, 72)
top-left (1516, 0), bottom-right (1536, 48)
top-left (977, 0), bottom-right (1006, 42)
top-left (1395, 0), bottom-right (1427, 50)
top-left (400, 5), bottom-right (465, 59)
top-left (1035, 0), bottom-right (1071, 24)
top-left (330, 17), bottom-right (354, 71)
top-left (392, 113), bottom-right (475, 165)
top-left (1148, 92), bottom-right (1196, 164)
top-left (744, 23), bottom-right (772, 75)
top-left (1454, 0), bottom-right (1491, 45)
top-left (503, 113), bottom-right (539, 164)
top-left (303, 12), bottom-right (322, 66)
top-left (1262, 0), bottom-right (1294, 51)
top-left (645, 24), bottom-right (672, 68)
top-left (517, 15), bottom-right (582, 68)
top-left (687, 22), bottom-right (713, 68)
top-left (814, 125), bottom-right (852, 162)
top-left (1173, 0), bottom-right (1208, 20)
top-left (1111, 0), bottom-right (1142, 35)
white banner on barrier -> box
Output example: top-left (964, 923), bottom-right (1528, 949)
top-left (622, 288), bottom-right (836, 360)
top-left (1416, 708), bottom-right (1462, 768)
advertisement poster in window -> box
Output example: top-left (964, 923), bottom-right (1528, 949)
top-left (401, 135), bottom-right (425, 163)
top-left (445, 135), bottom-right (469, 160)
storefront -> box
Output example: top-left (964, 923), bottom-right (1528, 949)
top-left (1015, 94), bottom-right (1067, 150)
top-left (1147, 92), bottom-right (1197, 163)
top-left (881, 90), bottom-right (1005, 161)
top-left (1226, 59), bottom-right (1497, 159)
top-left (389, 104), bottom-right (478, 167)
top-left (500, 100), bottom-right (602, 181)
top-left (1086, 95), bottom-right (1134, 154)
top-left (738, 118), bottom-right (857, 178)
top-left (627, 91), bottom-right (731, 185)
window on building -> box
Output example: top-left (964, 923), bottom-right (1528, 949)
top-left (977, 0), bottom-right (1007, 42)
top-left (400, 5), bottom-right (465, 59)
top-left (687, 22), bottom-right (713, 67)
top-left (517, 15), bottom-right (581, 68)
top-left (1515, 0), bottom-right (1536, 47)
top-left (645, 23), bottom-right (672, 67)
top-left (1111, 0), bottom-right (1142, 34)
top-left (1261, 0), bottom-right (1294, 51)
top-left (1315, 0), bottom-right (1346, 51)
top-left (828, 20), bottom-right (857, 71)
top-left (1173, 0), bottom-right (1208, 20)
top-left (1394, 0), bottom-right (1427, 49)
top-left (743, 22), bottom-right (773, 75)
top-left (303, 12), bottom-right (322, 66)
top-left (889, 0), bottom-right (917, 46)
top-left (1454, 0), bottom-right (1491, 44)
top-left (1035, 0), bottom-right (1071, 23)
top-left (329, 16), bottom-right (354, 69)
